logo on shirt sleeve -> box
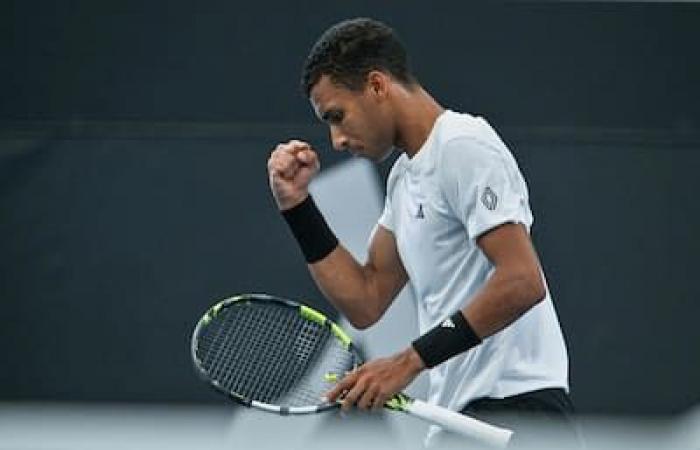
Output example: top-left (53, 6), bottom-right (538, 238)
top-left (481, 186), bottom-right (498, 211)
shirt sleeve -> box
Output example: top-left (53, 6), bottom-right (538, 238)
top-left (378, 157), bottom-right (404, 232)
top-left (439, 136), bottom-right (532, 240)
top-left (377, 189), bottom-right (394, 232)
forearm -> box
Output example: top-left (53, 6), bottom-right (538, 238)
top-left (268, 143), bottom-right (407, 330)
top-left (279, 195), bottom-right (406, 329)
top-left (280, 196), bottom-right (401, 329)
top-left (463, 266), bottom-right (546, 339)
top-left (308, 245), bottom-right (389, 329)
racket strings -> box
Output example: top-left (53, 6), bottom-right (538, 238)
top-left (259, 309), bottom-right (318, 400)
top-left (218, 306), bottom-right (294, 401)
top-left (283, 341), bottom-right (356, 406)
top-left (196, 302), bottom-right (336, 406)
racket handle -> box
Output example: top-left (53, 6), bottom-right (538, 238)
top-left (406, 399), bottom-right (513, 448)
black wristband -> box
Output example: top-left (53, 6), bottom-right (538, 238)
top-left (411, 311), bottom-right (482, 369)
top-left (281, 195), bottom-right (339, 263)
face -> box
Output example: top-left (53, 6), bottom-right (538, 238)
top-left (309, 74), bottom-right (395, 162)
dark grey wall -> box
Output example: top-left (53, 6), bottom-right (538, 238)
top-left (1, 1), bottom-right (699, 415)
top-left (3, 2), bottom-right (698, 128)
top-left (517, 132), bottom-right (700, 415)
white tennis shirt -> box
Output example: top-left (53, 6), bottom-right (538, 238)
top-left (377, 110), bottom-right (569, 436)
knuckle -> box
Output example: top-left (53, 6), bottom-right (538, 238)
top-left (353, 383), bottom-right (365, 396)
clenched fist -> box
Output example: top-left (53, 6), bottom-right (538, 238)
top-left (267, 140), bottom-right (320, 210)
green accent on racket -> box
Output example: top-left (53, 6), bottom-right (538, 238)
top-left (300, 304), bottom-right (327, 325)
top-left (385, 392), bottom-right (411, 411)
top-left (190, 293), bottom-right (513, 448)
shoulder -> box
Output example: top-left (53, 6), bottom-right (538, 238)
top-left (431, 113), bottom-right (518, 206)
top-left (437, 110), bottom-right (501, 144)
top-left (434, 111), bottom-right (505, 169)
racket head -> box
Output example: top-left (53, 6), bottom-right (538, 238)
top-left (191, 293), bottom-right (361, 414)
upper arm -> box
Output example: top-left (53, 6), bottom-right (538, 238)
top-left (439, 136), bottom-right (533, 241)
top-left (363, 224), bottom-right (409, 316)
top-left (476, 222), bottom-right (546, 300)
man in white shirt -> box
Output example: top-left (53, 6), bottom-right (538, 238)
top-left (267, 17), bottom-right (579, 447)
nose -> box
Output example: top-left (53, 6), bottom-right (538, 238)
top-left (330, 127), bottom-right (349, 152)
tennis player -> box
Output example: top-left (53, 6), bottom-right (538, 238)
top-left (268, 18), bottom-right (579, 447)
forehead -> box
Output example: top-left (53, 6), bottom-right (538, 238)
top-left (309, 75), bottom-right (360, 119)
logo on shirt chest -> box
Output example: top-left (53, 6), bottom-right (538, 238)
top-left (415, 203), bottom-right (425, 219)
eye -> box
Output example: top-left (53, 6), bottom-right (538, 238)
top-left (325, 110), bottom-right (344, 125)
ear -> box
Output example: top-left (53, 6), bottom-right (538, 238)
top-left (366, 71), bottom-right (389, 100)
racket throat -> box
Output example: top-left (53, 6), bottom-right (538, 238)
top-left (384, 392), bottom-right (412, 412)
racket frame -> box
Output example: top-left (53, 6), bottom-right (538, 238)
top-left (191, 293), bottom-right (361, 414)
top-left (191, 293), bottom-right (512, 447)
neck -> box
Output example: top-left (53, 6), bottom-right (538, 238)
top-left (393, 86), bottom-right (445, 158)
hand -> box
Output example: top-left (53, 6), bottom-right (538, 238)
top-left (267, 139), bottom-right (320, 210)
top-left (325, 347), bottom-right (425, 412)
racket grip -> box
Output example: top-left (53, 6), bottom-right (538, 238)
top-left (406, 399), bottom-right (513, 448)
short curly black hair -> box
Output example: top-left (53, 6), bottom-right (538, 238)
top-left (301, 18), bottom-right (416, 97)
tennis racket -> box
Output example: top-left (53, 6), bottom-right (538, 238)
top-left (190, 293), bottom-right (513, 448)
